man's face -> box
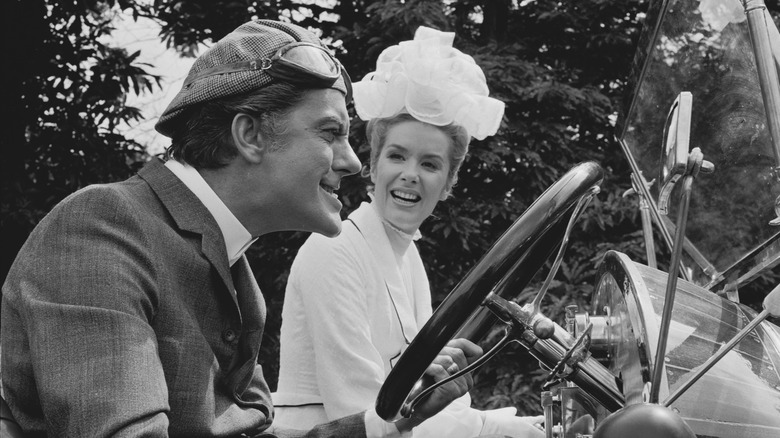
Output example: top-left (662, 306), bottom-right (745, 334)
top-left (261, 88), bottom-right (360, 237)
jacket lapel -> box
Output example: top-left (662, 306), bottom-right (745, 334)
top-left (228, 256), bottom-right (267, 396)
top-left (351, 203), bottom-right (419, 340)
top-left (138, 159), bottom-right (240, 313)
top-left (138, 159), bottom-right (269, 401)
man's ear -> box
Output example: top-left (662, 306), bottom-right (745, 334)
top-left (231, 113), bottom-right (267, 164)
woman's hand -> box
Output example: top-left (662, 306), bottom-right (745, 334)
top-left (395, 338), bottom-right (482, 432)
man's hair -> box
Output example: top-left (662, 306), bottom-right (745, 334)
top-left (364, 113), bottom-right (470, 194)
top-left (166, 83), bottom-right (308, 169)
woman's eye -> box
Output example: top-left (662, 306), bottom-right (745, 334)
top-left (387, 153), bottom-right (404, 160)
top-left (423, 161), bottom-right (440, 170)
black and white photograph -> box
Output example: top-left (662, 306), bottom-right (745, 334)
top-left (2, 1), bottom-right (779, 437)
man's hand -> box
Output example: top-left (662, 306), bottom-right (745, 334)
top-left (396, 338), bottom-right (482, 432)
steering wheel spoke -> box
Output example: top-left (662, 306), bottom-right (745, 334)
top-left (401, 325), bottom-right (517, 418)
top-left (542, 322), bottom-right (594, 390)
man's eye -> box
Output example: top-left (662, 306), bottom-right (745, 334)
top-left (323, 129), bottom-right (346, 140)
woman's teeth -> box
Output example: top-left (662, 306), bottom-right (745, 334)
top-left (391, 190), bottom-right (420, 203)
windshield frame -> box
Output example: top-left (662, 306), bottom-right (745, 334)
top-left (614, 0), bottom-right (780, 292)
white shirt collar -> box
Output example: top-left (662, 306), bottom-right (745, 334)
top-left (367, 192), bottom-right (422, 242)
top-left (165, 159), bottom-right (256, 266)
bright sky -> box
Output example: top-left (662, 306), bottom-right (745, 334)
top-left (108, 11), bottom-right (205, 156)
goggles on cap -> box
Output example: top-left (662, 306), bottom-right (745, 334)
top-left (183, 42), bottom-right (352, 101)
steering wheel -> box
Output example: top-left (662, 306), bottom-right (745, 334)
top-left (375, 161), bottom-right (605, 421)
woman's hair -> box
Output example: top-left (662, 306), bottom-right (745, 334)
top-left (364, 113), bottom-right (470, 194)
top-left (165, 83), bottom-right (308, 169)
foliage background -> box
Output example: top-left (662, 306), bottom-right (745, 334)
top-left (2, 0), bottom-right (776, 417)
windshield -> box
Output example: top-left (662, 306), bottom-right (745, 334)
top-left (616, 0), bottom-right (780, 287)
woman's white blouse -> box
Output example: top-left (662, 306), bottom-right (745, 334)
top-left (273, 202), bottom-right (520, 437)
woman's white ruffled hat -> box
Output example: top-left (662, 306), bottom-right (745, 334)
top-left (352, 26), bottom-right (505, 140)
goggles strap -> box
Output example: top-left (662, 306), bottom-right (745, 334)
top-left (183, 56), bottom-right (340, 88)
top-left (183, 59), bottom-right (270, 88)
top-left (181, 44), bottom-right (350, 101)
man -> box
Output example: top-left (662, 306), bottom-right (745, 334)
top-left (1, 20), bottom-right (480, 437)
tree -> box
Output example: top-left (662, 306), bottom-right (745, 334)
top-left (1, 0), bottom-right (158, 281)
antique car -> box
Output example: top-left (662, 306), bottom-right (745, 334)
top-left (374, 0), bottom-right (780, 437)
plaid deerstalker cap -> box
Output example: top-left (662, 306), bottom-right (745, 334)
top-left (155, 19), bottom-right (349, 138)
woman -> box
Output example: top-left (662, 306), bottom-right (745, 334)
top-left (274, 27), bottom-right (543, 437)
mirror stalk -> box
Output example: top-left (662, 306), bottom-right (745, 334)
top-left (649, 148), bottom-right (710, 403)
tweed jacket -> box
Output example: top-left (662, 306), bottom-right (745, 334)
top-left (1, 158), bottom-right (365, 437)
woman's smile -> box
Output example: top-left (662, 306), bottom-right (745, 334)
top-left (390, 189), bottom-right (422, 205)
top-left (371, 120), bottom-right (453, 233)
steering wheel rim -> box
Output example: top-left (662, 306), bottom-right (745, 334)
top-left (375, 161), bottom-right (604, 422)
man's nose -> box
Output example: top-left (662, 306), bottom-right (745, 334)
top-left (334, 140), bottom-right (361, 176)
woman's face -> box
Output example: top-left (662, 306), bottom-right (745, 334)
top-left (371, 120), bottom-right (452, 233)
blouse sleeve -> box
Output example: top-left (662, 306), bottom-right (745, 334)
top-left (286, 233), bottom-right (389, 420)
